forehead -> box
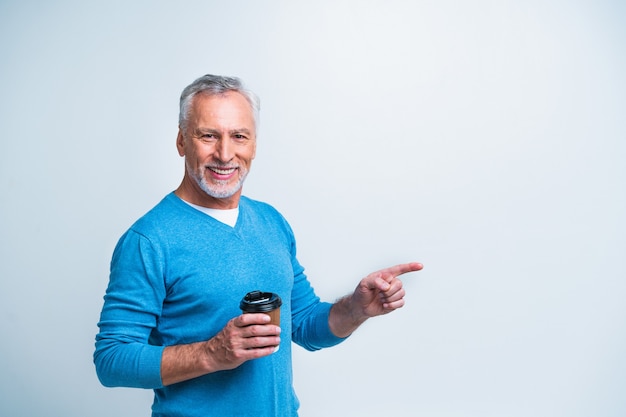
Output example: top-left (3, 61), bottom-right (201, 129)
top-left (189, 91), bottom-right (255, 131)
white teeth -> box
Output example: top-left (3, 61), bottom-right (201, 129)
top-left (211, 167), bottom-right (236, 175)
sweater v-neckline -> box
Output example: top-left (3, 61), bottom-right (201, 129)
top-left (170, 192), bottom-right (245, 233)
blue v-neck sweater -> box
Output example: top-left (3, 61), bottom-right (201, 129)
top-left (95, 193), bottom-right (345, 416)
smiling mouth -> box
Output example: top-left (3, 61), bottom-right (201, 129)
top-left (208, 166), bottom-right (237, 175)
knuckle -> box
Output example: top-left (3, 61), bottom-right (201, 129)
top-left (248, 325), bottom-right (262, 336)
top-left (252, 336), bottom-right (266, 346)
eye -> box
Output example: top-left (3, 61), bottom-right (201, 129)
top-left (199, 133), bottom-right (216, 142)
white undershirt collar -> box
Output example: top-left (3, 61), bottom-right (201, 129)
top-left (183, 200), bottom-right (239, 227)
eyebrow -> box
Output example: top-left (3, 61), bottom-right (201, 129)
top-left (229, 128), bottom-right (253, 136)
top-left (194, 128), bottom-right (253, 136)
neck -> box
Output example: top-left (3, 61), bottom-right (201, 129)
top-left (175, 176), bottom-right (241, 210)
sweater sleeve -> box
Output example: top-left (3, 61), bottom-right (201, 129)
top-left (289, 251), bottom-right (348, 351)
top-left (94, 229), bottom-right (166, 388)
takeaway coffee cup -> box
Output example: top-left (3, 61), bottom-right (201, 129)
top-left (240, 291), bottom-right (282, 327)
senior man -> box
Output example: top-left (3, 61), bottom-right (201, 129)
top-left (94, 74), bottom-right (422, 417)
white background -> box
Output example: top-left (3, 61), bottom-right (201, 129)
top-left (1, 1), bottom-right (624, 416)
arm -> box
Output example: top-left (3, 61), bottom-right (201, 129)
top-left (97, 313), bottom-right (280, 388)
top-left (328, 262), bottom-right (423, 338)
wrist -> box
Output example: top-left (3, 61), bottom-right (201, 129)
top-left (201, 338), bottom-right (225, 374)
top-left (329, 296), bottom-right (368, 338)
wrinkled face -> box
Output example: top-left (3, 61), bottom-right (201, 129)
top-left (177, 91), bottom-right (257, 208)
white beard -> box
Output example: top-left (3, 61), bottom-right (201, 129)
top-left (187, 160), bottom-right (249, 199)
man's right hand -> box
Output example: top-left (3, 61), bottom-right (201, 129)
top-left (160, 314), bottom-right (280, 386)
top-left (205, 313), bottom-right (281, 371)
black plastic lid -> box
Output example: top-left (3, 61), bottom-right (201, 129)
top-left (240, 291), bottom-right (282, 313)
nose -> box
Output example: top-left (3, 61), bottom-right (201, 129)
top-left (215, 138), bottom-right (234, 162)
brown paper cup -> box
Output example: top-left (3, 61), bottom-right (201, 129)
top-left (240, 291), bottom-right (282, 327)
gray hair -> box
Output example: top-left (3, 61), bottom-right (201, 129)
top-left (178, 74), bottom-right (260, 132)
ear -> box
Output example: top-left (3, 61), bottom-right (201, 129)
top-left (176, 128), bottom-right (185, 156)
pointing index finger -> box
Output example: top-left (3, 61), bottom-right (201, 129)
top-left (386, 262), bottom-right (423, 278)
